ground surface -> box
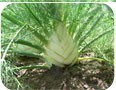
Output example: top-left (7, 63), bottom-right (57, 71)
top-left (12, 56), bottom-right (114, 90)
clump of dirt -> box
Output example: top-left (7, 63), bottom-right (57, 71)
top-left (15, 57), bottom-right (114, 90)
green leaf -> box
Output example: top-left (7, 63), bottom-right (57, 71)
top-left (68, 3), bottom-right (85, 34)
top-left (24, 3), bottom-right (49, 36)
top-left (2, 12), bottom-right (24, 26)
top-left (74, 7), bottom-right (101, 42)
top-left (11, 64), bottom-right (50, 70)
top-left (4, 50), bottom-right (44, 59)
top-left (79, 28), bottom-right (114, 55)
top-left (33, 31), bottom-right (48, 45)
top-left (14, 39), bottom-right (45, 52)
top-left (1, 24), bottom-right (26, 61)
top-left (78, 14), bottom-right (103, 46)
top-left (28, 26), bottom-right (48, 45)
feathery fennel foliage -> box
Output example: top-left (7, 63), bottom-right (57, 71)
top-left (1, 3), bottom-right (114, 68)
top-left (1, 2), bottom-right (114, 89)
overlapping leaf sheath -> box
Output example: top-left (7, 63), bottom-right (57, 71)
top-left (44, 22), bottom-right (78, 67)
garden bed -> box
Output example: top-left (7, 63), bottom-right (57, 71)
top-left (14, 56), bottom-right (114, 90)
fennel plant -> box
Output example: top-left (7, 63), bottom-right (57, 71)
top-left (1, 3), bottom-right (114, 70)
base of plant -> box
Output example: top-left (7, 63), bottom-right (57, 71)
top-left (10, 57), bottom-right (106, 71)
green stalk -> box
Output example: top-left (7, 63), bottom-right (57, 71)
top-left (96, 46), bottom-right (109, 61)
top-left (11, 64), bottom-right (50, 70)
top-left (1, 13), bottom-right (24, 26)
top-left (1, 50), bottom-right (50, 64)
top-left (24, 3), bottom-right (49, 36)
top-left (28, 26), bottom-right (48, 45)
top-left (68, 3), bottom-right (85, 34)
top-left (14, 39), bottom-right (45, 52)
top-left (73, 7), bottom-right (100, 41)
top-left (33, 31), bottom-right (48, 45)
top-left (41, 3), bottom-right (61, 22)
top-left (4, 61), bottom-right (25, 90)
top-left (79, 28), bottom-right (114, 56)
top-left (78, 14), bottom-right (103, 46)
top-left (1, 24), bottom-right (26, 62)
top-left (78, 57), bottom-right (105, 62)
top-left (2, 50), bottom-right (43, 58)
top-left (74, 14), bottom-right (96, 42)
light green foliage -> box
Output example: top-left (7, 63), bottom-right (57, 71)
top-left (1, 3), bottom-right (114, 67)
top-left (1, 2), bottom-right (114, 89)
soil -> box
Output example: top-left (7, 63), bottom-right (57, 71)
top-left (13, 56), bottom-right (114, 90)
